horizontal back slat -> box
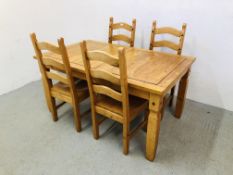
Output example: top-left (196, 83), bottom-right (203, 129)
top-left (112, 22), bottom-right (132, 31)
top-left (37, 42), bottom-right (61, 55)
top-left (112, 34), bottom-right (131, 44)
top-left (43, 59), bottom-right (66, 71)
top-left (154, 40), bottom-right (180, 51)
top-left (91, 69), bottom-right (120, 85)
top-left (87, 50), bottom-right (119, 66)
top-left (93, 85), bottom-right (122, 102)
top-left (108, 17), bottom-right (136, 47)
top-left (149, 21), bottom-right (187, 54)
top-left (156, 27), bottom-right (182, 37)
top-left (46, 72), bottom-right (69, 84)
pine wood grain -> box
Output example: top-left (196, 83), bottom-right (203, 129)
top-left (33, 40), bottom-right (195, 161)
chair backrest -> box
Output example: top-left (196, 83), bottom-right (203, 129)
top-left (81, 41), bottom-right (129, 117)
top-left (108, 17), bottom-right (136, 47)
top-left (30, 33), bottom-right (78, 102)
top-left (149, 21), bottom-right (187, 55)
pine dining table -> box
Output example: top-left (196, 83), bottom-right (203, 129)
top-left (35, 40), bottom-right (195, 161)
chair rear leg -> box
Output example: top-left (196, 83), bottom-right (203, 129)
top-left (143, 109), bottom-right (149, 132)
top-left (73, 105), bottom-right (82, 132)
top-left (50, 97), bottom-right (58, 121)
top-left (41, 77), bottom-right (52, 112)
top-left (123, 123), bottom-right (129, 155)
top-left (160, 99), bottom-right (166, 120)
top-left (169, 86), bottom-right (176, 107)
top-left (92, 110), bottom-right (99, 139)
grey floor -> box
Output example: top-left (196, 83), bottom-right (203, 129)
top-left (0, 81), bottom-right (233, 175)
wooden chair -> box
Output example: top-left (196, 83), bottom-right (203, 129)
top-left (80, 41), bottom-right (148, 154)
top-left (30, 33), bottom-right (89, 132)
top-left (149, 21), bottom-right (187, 119)
top-left (108, 17), bottom-right (136, 47)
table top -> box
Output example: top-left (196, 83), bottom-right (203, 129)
top-left (42, 40), bottom-right (195, 95)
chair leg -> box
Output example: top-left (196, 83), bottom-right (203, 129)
top-left (169, 86), bottom-right (176, 107)
top-left (73, 104), bottom-right (82, 132)
top-left (160, 99), bottom-right (166, 121)
top-left (143, 110), bottom-right (149, 132)
top-left (41, 77), bottom-right (52, 112)
top-left (50, 97), bottom-right (58, 121)
top-left (123, 123), bottom-right (130, 155)
top-left (91, 110), bottom-right (99, 139)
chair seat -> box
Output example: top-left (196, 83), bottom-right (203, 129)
top-left (51, 80), bottom-right (89, 103)
top-left (96, 95), bottom-right (148, 122)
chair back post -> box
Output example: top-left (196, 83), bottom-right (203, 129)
top-left (149, 21), bottom-right (156, 50)
top-left (177, 23), bottom-right (187, 55)
top-left (130, 19), bottom-right (136, 47)
top-left (30, 33), bottom-right (45, 75)
top-left (118, 48), bottom-right (129, 119)
top-left (80, 41), bottom-right (96, 105)
top-left (30, 33), bottom-right (53, 88)
top-left (58, 38), bottom-right (79, 105)
top-left (30, 33), bottom-right (42, 61)
top-left (108, 17), bottom-right (114, 44)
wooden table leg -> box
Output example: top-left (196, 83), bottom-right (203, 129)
top-left (175, 70), bottom-right (190, 118)
top-left (146, 94), bottom-right (163, 161)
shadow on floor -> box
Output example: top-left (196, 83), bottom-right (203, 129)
top-left (54, 94), bottom-right (225, 170)
top-left (154, 99), bottom-right (225, 170)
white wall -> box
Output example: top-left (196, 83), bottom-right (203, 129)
top-left (0, 0), bottom-right (233, 111)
